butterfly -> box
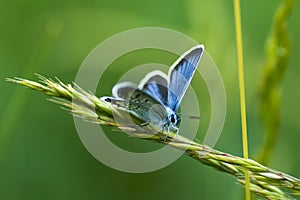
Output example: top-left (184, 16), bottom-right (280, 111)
top-left (101, 45), bottom-right (204, 135)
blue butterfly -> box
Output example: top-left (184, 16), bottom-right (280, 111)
top-left (101, 45), bottom-right (204, 134)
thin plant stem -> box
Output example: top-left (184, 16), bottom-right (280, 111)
top-left (233, 0), bottom-right (251, 199)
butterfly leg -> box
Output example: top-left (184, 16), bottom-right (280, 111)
top-left (159, 124), bottom-right (165, 142)
top-left (162, 123), bottom-right (170, 142)
top-left (175, 130), bottom-right (179, 138)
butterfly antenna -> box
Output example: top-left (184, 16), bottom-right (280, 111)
top-left (188, 115), bottom-right (201, 120)
top-left (178, 113), bottom-right (201, 120)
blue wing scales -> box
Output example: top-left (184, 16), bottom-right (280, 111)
top-left (139, 71), bottom-right (168, 106)
top-left (167, 45), bottom-right (204, 111)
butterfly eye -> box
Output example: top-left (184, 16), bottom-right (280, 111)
top-left (170, 114), bottom-right (176, 123)
top-left (104, 98), bottom-right (111, 102)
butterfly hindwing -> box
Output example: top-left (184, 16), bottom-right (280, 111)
top-left (112, 82), bottom-right (137, 100)
top-left (128, 89), bottom-right (167, 125)
top-left (168, 45), bottom-right (204, 111)
top-left (110, 83), bottom-right (168, 123)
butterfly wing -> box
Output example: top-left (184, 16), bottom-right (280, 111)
top-left (101, 96), bottom-right (149, 127)
top-left (138, 70), bottom-right (168, 106)
top-left (167, 45), bottom-right (204, 111)
top-left (110, 82), bottom-right (168, 124)
top-left (112, 82), bottom-right (137, 99)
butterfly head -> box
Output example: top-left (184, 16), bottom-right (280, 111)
top-left (165, 107), bottom-right (181, 133)
top-left (169, 113), bottom-right (180, 127)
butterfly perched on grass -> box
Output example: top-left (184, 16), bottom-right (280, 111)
top-left (101, 45), bottom-right (204, 135)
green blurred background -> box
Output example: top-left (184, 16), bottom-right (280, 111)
top-left (1, 0), bottom-right (300, 199)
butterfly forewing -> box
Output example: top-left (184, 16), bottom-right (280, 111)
top-left (168, 45), bottom-right (204, 112)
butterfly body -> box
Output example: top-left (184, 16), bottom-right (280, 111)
top-left (101, 45), bottom-right (204, 135)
